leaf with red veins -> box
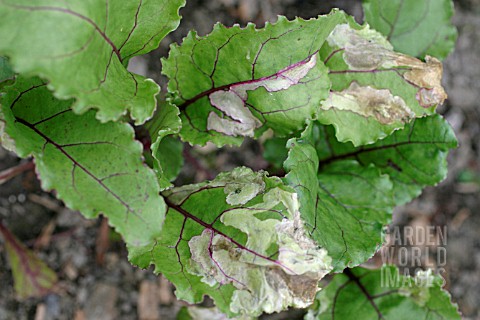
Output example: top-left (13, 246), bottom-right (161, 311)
top-left (307, 266), bottom-right (461, 319)
top-left (284, 123), bottom-right (395, 272)
top-left (128, 167), bottom-right (332, 317)
top-left (163, 12), bottom-right (349, 146)
top-left (321, 23), bottom-right (448, 146)
top-left (0, 223), bottom-right (57, 300)
top-left (283, 116), bottom-right (456, 271)
top-left (0, 77), bottom-right (165, 248)
top-left (0, 0), bottom-right (185, 124)
top-left (206, 54), bottom-right (318, 137)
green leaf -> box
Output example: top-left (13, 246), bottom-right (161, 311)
top-left (0, 0), bottom-right (185, 124)
top-left (0, 56), bottom-right (14, 88)
top-left (128, 167), bottom-right (332, 317)
top-left (0, 222), bottom-right (57, 300)
top-left (146, 101), bottom-right (183, 189)
top-left (263, 137), bottom-right (290, 170)
top-left (315, 115), bottom-right (457, 205)
top-left (363, 0), bottom-right (457, 60)
top-left (163, 11), bottom-right (350, 146)
top-left (154, 136), bottom-right (184, 186)
top-left (283, 116), bottom-right (456, 271)
top-left (320, 22), bottom-right (447, 146)
top-left (306, 266), bottom-right (461, 319)
top-left (0, 77), bottom-right (165, 247)
top-left (285, 127), bottom-right (394, 271)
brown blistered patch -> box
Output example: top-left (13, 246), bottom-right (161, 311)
top-left (403, 56), bottom-right (447, 107)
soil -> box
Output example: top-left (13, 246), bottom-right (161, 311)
top-left (0, 1), bottom-right (479, 319)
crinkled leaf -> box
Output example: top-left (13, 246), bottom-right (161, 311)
top-left (0, 56), bottom-right (14, 88)
top-left (0, 223), bottom-right (57, 300)
top-left (306, 266), bottom-right (461, 319)
top-left (0, 0), bottom-right (185, 124)
top-left (320, 22), bottom-right (447, 146)
top-left (363, 0), bottom-right (457, 60)
top-left (163, 11), bottom-right (351, 146)
top-left (146, 101), bottom-right (183, 189)
top-left (0, 77), bottom-right (165, 247)
top-left (315, 115), bottom-right (457, 205)
top-left (128, 167), bottom-right (332, 317)
top-left (285, 127), bottom-right (394, 271)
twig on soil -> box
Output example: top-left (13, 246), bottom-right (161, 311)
top-left (0, 160), bottom-right (34, 185)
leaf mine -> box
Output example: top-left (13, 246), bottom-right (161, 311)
top-left (327, 23), bottom-right (447, 107)
top-left (163, 13), bottom-right (342, 146)
top-left (207, 54), bottom-right (318, 137)
top-left (130, 167), bottom-right (332, 317)
top-left (320, 82), bottom-right (414, 125)
top-left (320, 21), bottom-right (449, 145)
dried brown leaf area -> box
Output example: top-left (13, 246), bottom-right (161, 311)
top-left (403, 56), bottom-right (447, 107)
top-left (328, 24), bottom-right (447, 109)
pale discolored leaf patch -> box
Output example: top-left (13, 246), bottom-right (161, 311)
top-left (128, 167), bottom-right (332, 317)
top-left (320, 22), bottom-right (448, 145)
top-left (403, 56), bottom-right (447, 108)
top-left (320, 82), bottom-right (414, 125)
top-left (207, 90), bottom-right (262, 137)
top-left (207, 54), bottom-right (318, 137)
top-left (163, 13), bottom-right (343, 146)
top-left (327, 23), bottom-right (447, 107)
top-left (211, 167), bottom-right (266, 205)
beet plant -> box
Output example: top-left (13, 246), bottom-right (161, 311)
top-left (0, 0), bottom-right (461, 318)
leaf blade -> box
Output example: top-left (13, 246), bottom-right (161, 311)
top-left (0, 77), bottom-right (166, 247)
top-left (129, 167), bottom-right (332, 317)
top-left (285, 129), bottom-right (394, 271)
top-left (320, 22), bottom-right (447, 146)
top-left (316, 115), bottom-right (457, 205)
top-left (306, 266), bottom-right (461, 319)
top-left (163, 12), bottom-right (349, 146)
top-left (283, 116), bottom-right (456, 271)
top-left (146, 101), bottom-right (184, 189)
top-left (0, 0), bottom-right (184, 124)
top-left (362, 0), bottom-right (457, 60)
